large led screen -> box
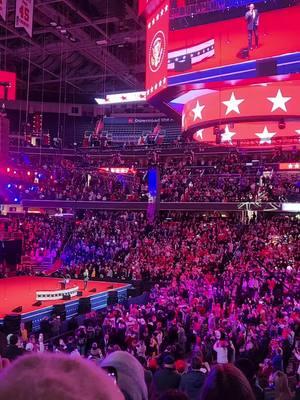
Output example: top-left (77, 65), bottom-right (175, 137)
top-left (145, 0), bottom-right (170, 98)
top-left (167, 3), bottom-right (300, 79)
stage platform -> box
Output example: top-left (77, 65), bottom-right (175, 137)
top-left (0, 277), bottom-right (130, 331)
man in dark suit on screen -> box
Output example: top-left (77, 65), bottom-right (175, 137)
top-left (245, 3), bottom-right (259, 51)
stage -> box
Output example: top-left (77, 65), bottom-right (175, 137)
top-left (0, 277), bottom-right (130, 330)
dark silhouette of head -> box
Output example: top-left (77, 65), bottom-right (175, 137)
top-left (199, 364), bottom-right (255, 400)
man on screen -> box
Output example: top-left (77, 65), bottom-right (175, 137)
top-left (245, 3), bottom-right (259, 51)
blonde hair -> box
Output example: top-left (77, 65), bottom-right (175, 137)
top-left (0, 353), bottom-right (124, 400)
top-left (274, 371), bottom-right (292, 400)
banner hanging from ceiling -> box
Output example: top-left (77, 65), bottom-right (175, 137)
top-left (145, 0), bottom-right (170, 99)
top-left (0, 0), bottom-right (8, 21)
top-left (15, 0), bottom-right (34, 37)
top-left (0, 71), bottom-right (16, 100)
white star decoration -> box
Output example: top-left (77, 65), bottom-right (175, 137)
top-left (221, 125), bottom-right (236, 144)
top-left (222, 92), bottom-right (244, 115)
top-left (192, 101), bottom-right (205, 121)
top-left (194, 129), bottom-right (204, 140)
top-left (296, 130), bottom-right (300, 135)
top-left (288, 163), bottom-right (300, 169)
top-left (267, 89), bottom-right (291, 112)
top-left (256, 126), bottom-right (276, 144)
top-left (148, 5), bottom-right (168, 28)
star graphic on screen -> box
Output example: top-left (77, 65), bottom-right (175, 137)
top-left (222, 92), bottom-right (244, 115)
top-left (192, 101), bottom-right (205, 121)
top-left (221, 125), bottom-right (236, 144)
top-left (296, 129), bottom-right (300, 135)
top-left (194, 129), bottom-right (204, 140)
top-left (267, 89), bottom-right (291, 112)
top-left (256, 126), bottom-right (276, 144)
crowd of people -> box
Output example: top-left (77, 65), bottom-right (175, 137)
top-left (0, 215), bottom-right (73, 277)
top-left (57, 211), bottom-right (299, 285)
top-left (0, 146), bottom-right (299, 400)
top-left (0, 211), bottom-right (299, 400)
top-left (4, 150), bottom-right (300, 204)
top-left (160, 168), bottom-right (299, 202)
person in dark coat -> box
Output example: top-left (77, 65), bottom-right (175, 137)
top-left (4, 334), bottom-right (24, 361)
top-left (151, 355), bottom-right (181, 399)
top-left (179, 356), bottom-right (207, 400)
top-left (245, 3), bottom-right (259, 51)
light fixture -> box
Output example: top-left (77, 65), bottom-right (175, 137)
top-left (69, 36), bottom-right (78, 42)
top-left (60, 28), bottom-right (67, 34)
top-left (96, 39), bottom-right (108, 46)
top-left (50, 21), bottom-right (57, 27)
top-left (95, 91), bottom-right (146, 105)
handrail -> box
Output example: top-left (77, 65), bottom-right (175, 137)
top-left (20, 199), bottom-right (285, 212)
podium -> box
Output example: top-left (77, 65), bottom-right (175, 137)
top-left (36, 285), bottom-right (79, 301)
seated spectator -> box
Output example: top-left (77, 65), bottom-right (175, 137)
top-left (0, 352), bottom-right (124, 400)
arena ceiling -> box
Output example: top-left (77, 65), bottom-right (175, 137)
top-left (0, 0), bottom-right (146, 103)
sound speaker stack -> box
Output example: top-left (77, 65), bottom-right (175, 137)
top-left (78, 297), bottom-right (91, 314)
top-left (12, 306), bottom-right (22, 313)
top-left (256, 58), bottom-right (277, 77)
top-left (3, 314), bottom-right (21, 334)
top-left (53, 304), bottom-right (66, 321)
top-left (107, 291), bottom-right (118, 306)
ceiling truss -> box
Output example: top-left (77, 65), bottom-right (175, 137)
top-left (0, 0), bottom-right (146, 103)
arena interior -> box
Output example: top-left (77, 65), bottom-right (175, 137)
top-left (0, 0), bottom-right (299, 399)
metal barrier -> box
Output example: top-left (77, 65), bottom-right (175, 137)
top-left (21, 199), bottom-right (283, 212)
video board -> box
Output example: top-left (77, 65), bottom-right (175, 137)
top-left (167, 3), bottom-right (300, 79)
top-left (145, 0), bottom-right (170, 98)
